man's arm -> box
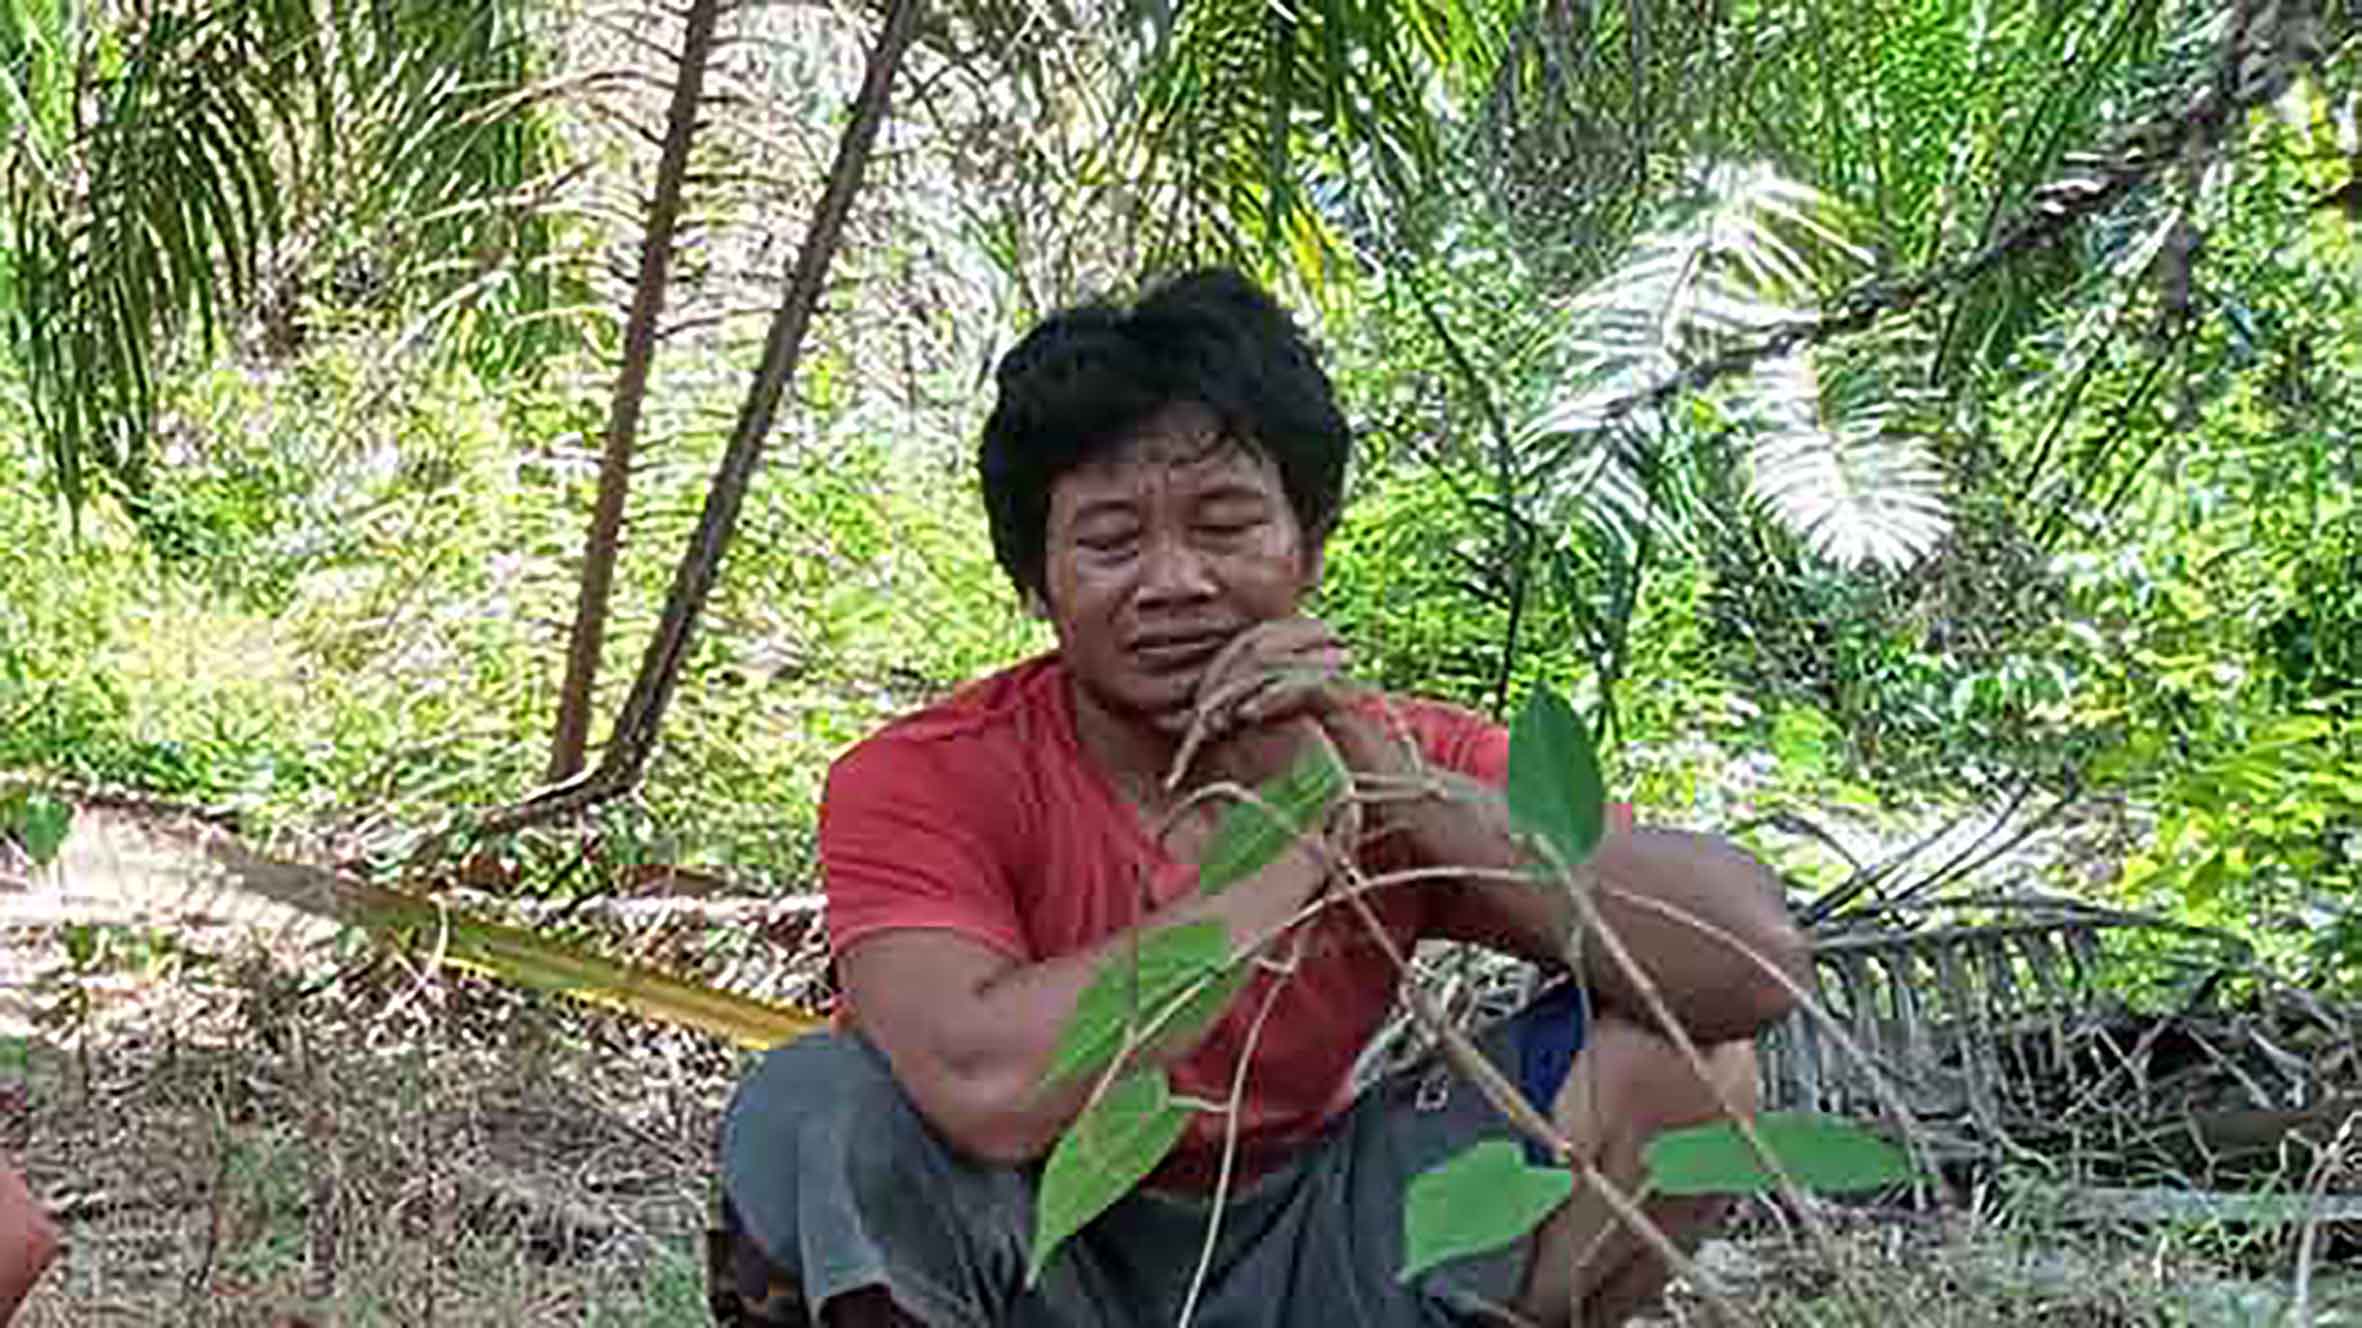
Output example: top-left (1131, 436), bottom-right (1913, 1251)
top-left (1328, 714), bottom-right (1811, 1044)
top-left (1185, 616), bottom-right (1811, 1044)
top-left (839, 807), bottom-right (1327, 1166)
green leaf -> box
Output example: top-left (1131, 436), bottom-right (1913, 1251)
top-left (1643, 1112), bottom-right (1916, 1197)
top-left (1028, 1069), bottom-right (1192, 1286)
top-left (1044, 920), bottom-right (1233, 1085)
top-left (4, 793), bottom-right (72, 867)
top-left (62, 922), bottom-right (99, 968)
top-left (1400, 1139), bottom-right (1573, 1282)
top-left (1197, 741), bottom-right (1348, 895)
top-left (2182, 851), bottom-right (2229, 907)
top-left (1507, 688), bottom-right (1607, 871)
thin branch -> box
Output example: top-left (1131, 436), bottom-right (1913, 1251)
top-left (1332, 858), bottom-right (1760, 1327)
top-left (1560, 880), bottom-right (1878, 1328)
top-left (1176, 936), bottom-right (1302, 1328)
top-left (547, 0), bottom-right (726, 782)
top-left (453, 0), bottom-right (924, 847)
top-left (2289, 1110), bottom-right (2358, 1327)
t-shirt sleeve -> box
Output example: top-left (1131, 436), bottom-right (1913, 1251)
top-left (1420, 703), bottom-right (1509, 786)
top-left (1409, 700), bottom-right (1635, 828)
top-left (820, 735), bottom-right (1032, 963)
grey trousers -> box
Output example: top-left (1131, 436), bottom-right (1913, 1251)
top-left (719, 989), bottom-right (1586, 1328)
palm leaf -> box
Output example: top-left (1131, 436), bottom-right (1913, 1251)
top-left (1732, 345), bottom-right (1952, 570)
top-left (5, 2), bottom-right (284, 514)
top-left (1472, 0), bottom-right (1751, 285)
top-left (1114, 0), bottom-right (1512, 288)
top-left (1522, 163), bottom-right (1951, 570)
top-left (305, 0), bottom-right (581, 375)
top-left (1, 0), bottom-right (578, 521)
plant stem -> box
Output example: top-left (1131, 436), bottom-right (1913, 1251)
top-left (547, 0), bottom-right (725, 783)
top-left (469, 0), bottom-right (923, 842)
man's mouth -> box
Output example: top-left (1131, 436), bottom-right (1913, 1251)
top-left (1126, 630), bottom-right (1231, 673)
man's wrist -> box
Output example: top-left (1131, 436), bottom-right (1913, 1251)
top-left (1317, 701), bottom-right (1401, 775)
top-left (1319, 706), bottom-right (1427, 852)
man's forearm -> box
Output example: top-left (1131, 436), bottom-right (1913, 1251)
top-left (847, 840), bottom-right (1330, 1164)
top-left (1578, 829), bottom-right (1810, 1039)
top-left (1331, 709), bottom-right (1808, 1041)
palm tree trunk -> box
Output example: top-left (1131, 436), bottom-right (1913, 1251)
top-left (546, 0), bottom-right (726, 783)
top-left (484, 0), bottom-right (922, 837)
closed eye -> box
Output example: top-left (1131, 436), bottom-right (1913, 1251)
top-left (1194, 501), bottom-right (1271, 537)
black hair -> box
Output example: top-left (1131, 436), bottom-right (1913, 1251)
top-left (977, 268), bottom-right (1350, 598)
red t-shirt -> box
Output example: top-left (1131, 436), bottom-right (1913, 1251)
top-left (821, 654), bottom-right (1510, 1182)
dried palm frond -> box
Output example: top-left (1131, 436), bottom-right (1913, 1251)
top-left (4, 788), bottom-right (824, 1049)
top-left (1760, 893), bottom-right (2275, 1155)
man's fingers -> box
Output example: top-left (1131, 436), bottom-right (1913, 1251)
top-left (1194, 617), bottom-right (1344, 710)
top-left (1186, 664), bottom-right (1343, 756)
top-left (1257, 619), bottom-right (1343, 672)
top-left (1196, 627), bottom-right (1268, 710)
top-left (1235, 665), bottom-right (1352, 726)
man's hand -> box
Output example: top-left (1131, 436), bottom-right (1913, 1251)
top-left (1181, 616), bottom-right (1362, 790)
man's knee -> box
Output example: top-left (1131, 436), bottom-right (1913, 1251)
top-left (718, 1032), bottom-right (1034, 1323)
top-left (1558, 1013), bottom-right (1759, 1143)
top-left (0, 1156), bottom-right (56, 1320)
top-left (724, 1033), bottom-right (923, 1202)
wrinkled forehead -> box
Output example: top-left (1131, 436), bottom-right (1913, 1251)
top-left (1056, 402), bottom-right (1281, 508)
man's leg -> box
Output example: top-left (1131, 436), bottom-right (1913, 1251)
top-left (1514, 1012), bottom-right (1757, 1328)
top-left (715, 1032), bottom-right (1068, 1328)
top-left (710, 1192), bottom-right (918, 1328)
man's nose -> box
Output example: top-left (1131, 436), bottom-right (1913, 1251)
top-left (1136, 531), bottom-right (1216, 603)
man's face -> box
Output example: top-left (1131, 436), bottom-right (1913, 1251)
top-left (1042, 401), bottom-right (1319, 735)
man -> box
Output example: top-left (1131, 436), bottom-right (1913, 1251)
top-left (715, 269), bottom-right (1808, 1327)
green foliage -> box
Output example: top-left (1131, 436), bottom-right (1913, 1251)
top-left (321, 0), bottom-right (587, 379)
top-left (1398, 1139), bottom-right (1572, 1282)
top-left (1027, 1069), bottom-right (1195, 1286)
top-left (0, 787), bottom-right (69, 864)
top-left (1196, 743), bottom-right (1348, 894)
top-left (0, 307), bottom-right (1039, 868)
top-left (1115, 0), bottom-right (1508, 286)
top-left (0, 0), bottom-right (581, 520)
top-left (1316, 456), bottom-right (1529, 714)
top-left (5, 0), bottom-right (287, 512)
top-left (2102, 710), bottom-right (2362, 988)
top-left (1042, 920), bottom-right (1233, 1086)
top-left (1642, 1111), bottom-right (1917, 1197)
top-left (1506, 687), bottom-right (1606, 871)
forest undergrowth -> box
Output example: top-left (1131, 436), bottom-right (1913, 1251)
top-left (2, 799), bottom-right (2354, 1326)
top-left (3, 0), bottom-right (2360, 1320)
